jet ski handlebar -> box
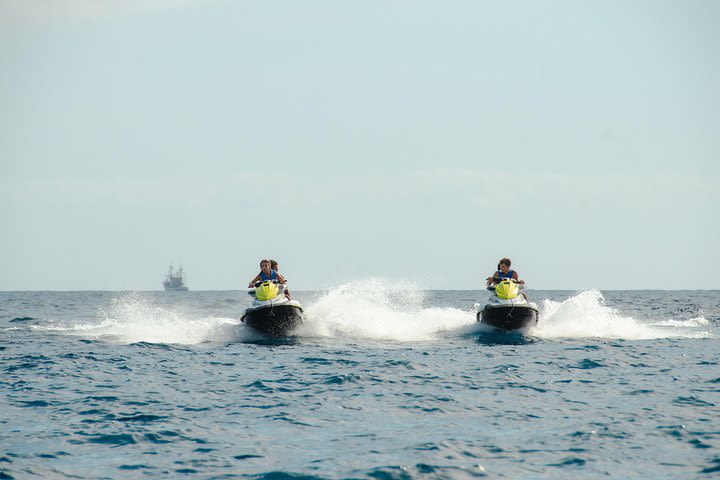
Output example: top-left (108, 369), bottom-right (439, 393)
top-left (487, 279), bottom-right (525, 291)
top-left (247, 280), bottom-right (281, 295)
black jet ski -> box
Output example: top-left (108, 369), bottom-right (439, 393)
top-left (241, 281), bottom-right (304, 336)
top-left (475, 279), bottom-right (539, 331)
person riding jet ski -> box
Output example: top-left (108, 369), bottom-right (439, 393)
top-left (249, 259), bottom-right (286, 288)
top-left (269, 259), bottom-right (291, 300)
top-left (242, 259), bottom-right (303, 336)
top-left (486, 257), bottom-right (524, 287)
top-left (477, 257), bottom-right (537, 331)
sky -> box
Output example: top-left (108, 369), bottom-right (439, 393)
top-left (1, 0), bottom-right (718, 291)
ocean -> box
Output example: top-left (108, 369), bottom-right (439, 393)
top-left (1, 283), bottom-right (719, 479)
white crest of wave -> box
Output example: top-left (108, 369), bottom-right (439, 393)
top-left (52, 293), bottom-right (244, 345)
top-left (301, 279), bottom-right (472, 341)
top-left (534, 290), bottom-right (709, 339)
top-left (645, 315), bottom-right (709, 328)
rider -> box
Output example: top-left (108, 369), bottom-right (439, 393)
top-left (248, 259), bottom-right (286, 288)
top-left (270, 259), bottom-right (291, 300)
top-left (486, 257), bottom-right (525, 286)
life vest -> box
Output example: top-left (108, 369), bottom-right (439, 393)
top-left (497, 269), bottom-right (515, 279)
top-left (259, 270), bottom-right (277, 281)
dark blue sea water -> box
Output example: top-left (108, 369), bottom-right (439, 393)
top-left (2, 283), bottom-right (719, 479)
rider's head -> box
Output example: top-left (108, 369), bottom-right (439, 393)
top-left (260, 259), bottom-right (271, 272)
top-left (270, 259), bottom-right (278, 271)
top-left (499, 258), bottom-right (511, 274)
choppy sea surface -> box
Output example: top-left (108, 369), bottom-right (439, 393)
top-left (1, 283), bottom-right (719, 479)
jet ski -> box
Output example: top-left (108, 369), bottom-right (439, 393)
top-left (241, 281), bottom-right (304, 336)
top-left (475, 279), bottom-right (539, 331)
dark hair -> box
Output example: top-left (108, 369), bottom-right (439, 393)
top-left (260, 259), bottom-right (270, 267)
top-left (499, 258), bottom-right (511, 267)
top-left (270, 259), bottom-right (278, 270)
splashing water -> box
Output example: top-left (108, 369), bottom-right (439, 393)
top-left (301, 279), bottom-right (473, 341)
top-left (34, 292), bottom-right (246, 345)
top-left (533, 290), bottom-right (712, 339)
top-left (27, 286), bottom-right (714, 345)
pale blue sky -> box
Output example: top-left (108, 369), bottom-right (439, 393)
top-left (2, 0), bottom-right (718, 290)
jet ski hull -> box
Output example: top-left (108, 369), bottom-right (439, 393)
top-left (478, 304), bottom-right (538, 331)
top-left (241, 303), bottom-right (304, 336)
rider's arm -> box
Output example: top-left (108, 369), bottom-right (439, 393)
top-left (275, 272), bottom-right (287, 284)
top-left (248, 274), bottom-right (261, 288)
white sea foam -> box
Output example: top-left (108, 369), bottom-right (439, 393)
top-left (34, 293), bottom-right (249, 345)
top-left (533, 290), bottom-right (713, 339)
top-left (300, 279), bottom-right (473, 341)
top-left (644, 316), bottom-right (708, 328)
top-left (30, 286), bottom-right (714, 344)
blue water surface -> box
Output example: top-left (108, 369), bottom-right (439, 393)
top-left (1, 287), bottom-right (719, 478)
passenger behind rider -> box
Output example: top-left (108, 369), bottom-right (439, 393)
top-left (486, 257), bottom-right (525, 287)
top-left (270, 259), bottom-right (291, 300)
top-left (248, 259), bottom-right (286, 288)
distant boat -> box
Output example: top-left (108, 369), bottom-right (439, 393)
top-left (163, 265), bottom-right (189, 291)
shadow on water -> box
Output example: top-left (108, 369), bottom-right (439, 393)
top-left (239, 335), bottom-right (302, 347)
top-left (466, 328), bottom-right (539, 346)
top-left (129, 341), bottom-right (193, 351)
